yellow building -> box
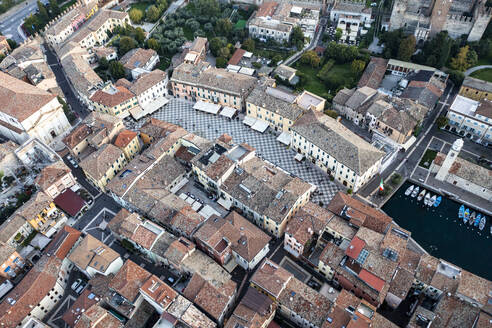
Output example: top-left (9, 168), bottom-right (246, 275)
top-left (15, 191), bottom-right (57, 231)
top-left (114, 129), bottom-right (141, 161)
top-left (89, 84), bottom-right (138, 118)
top-left (79, 143), bottom-right (127, 191)
top-left (70, 9), bottom-right (130, 50)
top-left (246, 83), bottom-right (325, 133)
top-left (459, 76), bottom-right (492, 101)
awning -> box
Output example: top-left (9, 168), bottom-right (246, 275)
top-left (193, 101), bottom-right (220, 114)
top-left (219, 106), bottom-right (236, 119)
top-left (54, 189), bottom-right (86, 217)
top-left (170, 177), bottom-right (189, 194)
top-left (243, 116), bottom-right (256, 126)
top-left (131, 97), bottom-right (169, 120)
top-left (30, 234), bottom-right (51, 250)
top-left (199, 205), bottom-right (221, 219)
top-left (191, 202), bottom-right (202, 211)
top-left (294, 153), bottom-right (304, 161)
top-left (251, 120), bottom-right (269, 133)
top-left (217, 197), bottom-right (232, 210)
top-left (276, 132), bottom-right (291, 145)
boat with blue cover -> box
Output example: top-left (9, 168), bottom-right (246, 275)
top-left (474, 214), bottom-right (481, 227)
top-left (464, 208), bottom-right (470, 224)
top-left (458, 205), bottom-right (465, 219)
top-left (433, 196), bottom-right (442, 207)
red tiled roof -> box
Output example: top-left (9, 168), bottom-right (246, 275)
top-left (114, 129), bottom-right (137, 148)
top-left (228, 48), bottom-right (246, 66)
top-left (50, 226), bottom-right (82, 259)
top-left (109, 259), bottom-right (152, 303)
top-left (345, 236), bottom-right (365, 259)
top-left (62, 289), bottom-right (98, 327)
top-left (358, 269), bottom-right (385, 292)
top-left (54, 188), bottom-right (86, 217)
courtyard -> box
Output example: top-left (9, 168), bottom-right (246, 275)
top-left (127, 98), bottom-right (341, 206)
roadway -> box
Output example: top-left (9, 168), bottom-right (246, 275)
top-left (357, 81), bottom-right (458, 200)
top-left (44, 43), bottom-right (89, 119)
top-left (0, 0), bottom-right (48, 42)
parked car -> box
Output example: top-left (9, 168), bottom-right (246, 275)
top-left (69, 158), bottom-right (78, 168)
top-left (167, 277), bottom-right (175, 285)
top-left (75, 281), bottom-right (87, 294)
top-left (71, 278), bottom-right (82, 291)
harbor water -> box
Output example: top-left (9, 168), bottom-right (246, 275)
top-left (382, 181), bottom-right (492, 281)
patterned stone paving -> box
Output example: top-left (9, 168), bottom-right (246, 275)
top-left (126, 98), bottom-right (340, 205)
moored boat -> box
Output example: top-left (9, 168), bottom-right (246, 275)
top-left (470, 212), bottom-right (476, 226)
top-left (411, 186), bottom-right (420, 198)
top-left (464, 208), bottom-right (470, 224)
top-left (474, 214), bottom-right (481, 227)
top-left (405, 185), bottom-right (414, 196)
top-left (424, 193), bottom-right (431, 206)
top-left (433, 196), bottom-right (442, 207)
top-left (479, 216), bottom-right (486, 231)
top-left (417, 190), bottom-right (426, 202)
top-left (458, 205), bottom-right (465, 219)
top-left (429, 195), bottom-right (437, 207)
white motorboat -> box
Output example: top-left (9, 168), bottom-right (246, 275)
top-left (417, 189), bottom-right (426, 202)
top-left (423, 193), bottom-right (431, 206)
top-left (405, 185), bottom-right (414, 196)
top-left (411, 186), bottom-right (420, 198)
top-left (428, 195), bottom-right (437, 207)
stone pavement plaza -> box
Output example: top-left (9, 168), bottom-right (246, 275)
top-left (128, 98), bottom-right (340, 206)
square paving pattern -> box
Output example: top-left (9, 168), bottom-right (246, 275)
top-left (127, 98), bottom-right (340, 206)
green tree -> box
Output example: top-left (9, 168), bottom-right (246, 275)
top-left (37, 0), bottom-right (49, 23)
top-left (119, 36), bottom-right (137, 55)
top-left (185, 18), bottom-right (200, 31)
top-left (23, 14), bottom-right (40, 35)
top-left (216, 56), bottom-right (227, 68)
top-left (6, 39), bottom-right (17, 49)
top-left (272, 54), bottom-right (282, 64)
top-left (351, 59), bottom-right (366, 75)
top-left (291, 26), bottom-right (304, 49)
top-left (109, 61), bottom-right (125, 79)
top-left (129, 8), bottom-right (144, 24)
top-left (147, 38), bottom-right (160, 51)
top-left (215, 18), bottom-right (232, 36)
top-left (135, 27), bottom-right (146, 43)
top-left (49, 0), bottom-right (60, 17)
top-left (218, 46), bottom-right (230, 59)
top-left (242, 38), bottom-right (255, 52)
top-left (398, 35), bottom-right (416, 61)
top-left (380, 28), bottom-right (404, 59)
top-left (300, 50), bottom-right (320, 68)
top-left (334, 28), bottom-right (342, 41)
top-left (325, 109), bottom-right (338, 119)
top-left (436, 116), bottom-right (449, 129)
top-left (450, 46), bottom-right (475, 71)
top-left (146, 5), bottom-right (161, 22)
top-left (99, 57), bottom-right (109, 70)
top-left (195, 0), bottom-right (219, 18)
top-left (209, 37), bottom-right (226, 56)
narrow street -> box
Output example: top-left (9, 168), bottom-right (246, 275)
top-left (44, 44), bottom-right (89, 119)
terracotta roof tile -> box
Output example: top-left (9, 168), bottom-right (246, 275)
top-left (140, 275), bottom-right (177, 309)
top-left (35, 160), bottom-right (72, 191)
top-left (0, 255), bottom-right (61, 327)
top-left (109, 259), bottom-right (152, 303)
top-left (114, 129), bottom-right (138, 148)
top-left (131, 225), bottom-right (158, 250)
top-left (63, 124), bottom-right (92, 149)
top-left (0, 71), bottom-right (57, 122)
top-left (90, 85), bottom-right (135, 108)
